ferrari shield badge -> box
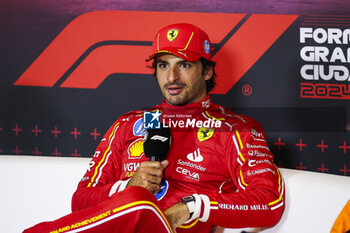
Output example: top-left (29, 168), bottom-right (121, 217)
top-left (197, 127), bottom-right (214, 142)
top-left (167, 29), bottom-right (179, 42)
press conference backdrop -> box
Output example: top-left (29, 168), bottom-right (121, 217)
top-left (1, 0), bottom-right (350, 176)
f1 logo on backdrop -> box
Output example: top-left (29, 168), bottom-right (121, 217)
top-left (14, 11), bottom-right (297, 94)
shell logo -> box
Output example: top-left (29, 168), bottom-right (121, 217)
top-left (128, 139), bottom-right (144, 159)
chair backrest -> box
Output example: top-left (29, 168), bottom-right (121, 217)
top-left (1, 155), bottom-right (350, 233)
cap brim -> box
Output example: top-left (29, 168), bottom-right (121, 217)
top-left (145, 48), bottom-right (201, 62)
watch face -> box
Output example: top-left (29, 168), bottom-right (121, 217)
top-left (182, 196), bottom-right (195, 203)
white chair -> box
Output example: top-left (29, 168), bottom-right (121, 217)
top-left (1, 155), bottom-right (349, 233)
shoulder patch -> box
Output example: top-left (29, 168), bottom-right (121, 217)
top-left (133, 117), bottom-right (146, 136)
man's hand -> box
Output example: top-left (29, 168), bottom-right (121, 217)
top-left (164, 202), bottom-right (190, 232)
top-left (127, 160), bottom-right (169, 193)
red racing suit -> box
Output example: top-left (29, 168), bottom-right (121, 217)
top-left (72, 96), bottom-right (285, 232)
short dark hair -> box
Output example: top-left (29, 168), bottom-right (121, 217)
top-left (200, 57), bottom-right (216, 93)
top-left (152, 57), bottom-right (217, 93)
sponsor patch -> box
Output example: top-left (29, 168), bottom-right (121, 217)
top-left (218, 203), bottom-right (269, 211)
top-left (177, 159), bottom-right (206, 171)
top-left (123, 162), bottom-right (140, 172)
top-left (133, 118), bottom-right (146, 136)
top-left (248, 159), bottom-right (273, 167)
top-left (197, 127), bottom-right (214, 142)
top-left (204, 40), bottom-right (210, 54)
top-left (246, 143), bottom-right (270, 150)
top-left (219, 204), bottom-right (248, 210)
top-left (93, 151), bottom-right (101, 158)
top-left (250, 128), bottom-right (266, 142)
top-left (186, 148), bottom-right (204, 162)
top-left (247, 168), bottom-right (276, 176)
top-left (127, 139), bottom-right (144, 159)
top-left (248, 150), bottom-right (273, 158)
top-left (176, 167), bottom-right (200, 181)
top-left (201, 99), bottom-right (210, 108)
top-left (124, 162), bottom-right (141, 178)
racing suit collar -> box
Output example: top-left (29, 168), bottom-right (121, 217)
top-left (161, 95), bottom-right (213, 115)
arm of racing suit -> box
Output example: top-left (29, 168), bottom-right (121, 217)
top-left (194, 118), bottom-right (284, 228)
top-left (71, 118), bottom-right (128, 212)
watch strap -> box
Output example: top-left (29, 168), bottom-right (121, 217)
top-left (181, 195), bottom-right (196, 218)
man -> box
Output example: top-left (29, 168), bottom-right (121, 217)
top-left (24, 23), bottom-right (284, 233)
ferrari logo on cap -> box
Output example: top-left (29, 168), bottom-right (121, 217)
top-left (167, 29), bottom-right (179, 42)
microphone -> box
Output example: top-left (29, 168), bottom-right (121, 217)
top-left (143, 124), bottom-right (171, 161)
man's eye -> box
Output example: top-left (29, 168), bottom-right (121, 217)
top-left (158, 63), bottom-right (167, 69)
top-left (180, 63), bottom-right (191, 68)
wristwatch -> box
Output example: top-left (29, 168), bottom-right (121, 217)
top-left (180, 195), bottom-right (196, 218)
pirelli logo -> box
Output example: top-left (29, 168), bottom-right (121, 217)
top-left (14, 11), bottom-right (298, 94)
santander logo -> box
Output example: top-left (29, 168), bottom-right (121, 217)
top-left (187, 148), bottom-right (204, 162)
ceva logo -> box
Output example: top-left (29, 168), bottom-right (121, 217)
top-left (14, 11), bottom-right (298, 94)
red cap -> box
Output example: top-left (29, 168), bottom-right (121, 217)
top-left (146, 23), bottom-right (212, 62)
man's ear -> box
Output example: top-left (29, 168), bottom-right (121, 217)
top-left (204, 66), bottom-right (213, 81)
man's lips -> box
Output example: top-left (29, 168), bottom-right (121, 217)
top-left (166, 85), bottom-right (185, 95)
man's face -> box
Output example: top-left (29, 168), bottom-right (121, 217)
top-left (155, 54), bottom-right (213, 106)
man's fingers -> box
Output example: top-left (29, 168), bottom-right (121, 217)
top-left (139, 166), bottom-right (163, 178)
top-left (140, 172), bottom-right (162, 185)
top-left (140, 161), bottom-right (162, 168)
top-left (140, 181), bottom-right (161, 193)
top-left (140, 175), bottom-right (162, 193)
top-left (161, 160), bottom-right (169, 169)
top-left (127, 160), bottom-right (168, 193)
top-left (141, 160), bottom-right (169, 170)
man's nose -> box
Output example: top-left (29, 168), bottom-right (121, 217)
top-left (168, 66), bottom-right (180, 83)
